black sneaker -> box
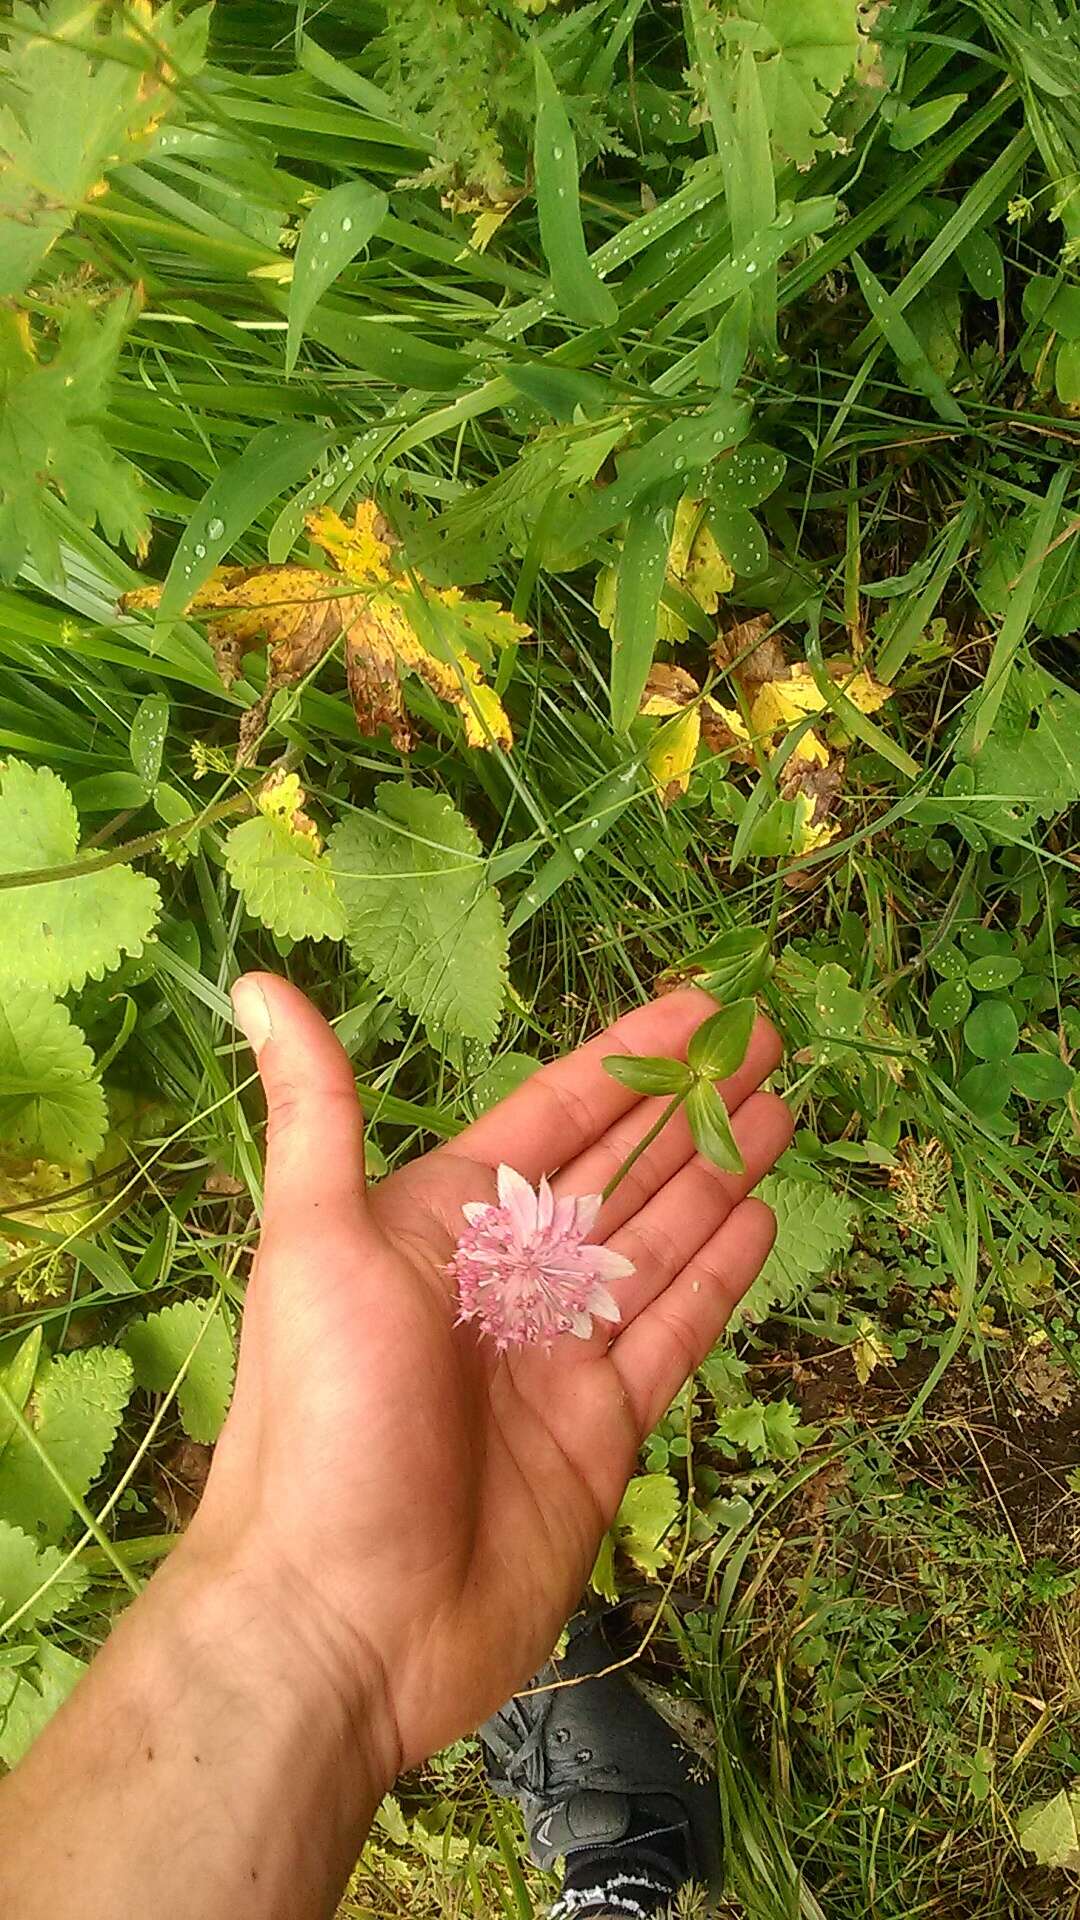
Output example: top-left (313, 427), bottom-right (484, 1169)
top-left (480, 1611), bottom-right (721, 1918)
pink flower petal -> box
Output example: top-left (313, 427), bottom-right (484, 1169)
top-left (462, 1200), bottom-right (494, 1227)
top-left (536, 1173), bottom-right (555, 1233)
top-left (570, 1193), bottom-right (603, 1237)
top-left (496, 1162), bottom-right (539, 1240)
top-left (584, 1246), bottom-right (637, 1283)
top-left (448, 1166), bottom-right (637, 1351)
top-left (586, 1284), bottom-right (622, 1324)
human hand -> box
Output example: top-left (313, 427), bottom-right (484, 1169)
top-left (190, 974), bottom-right (791, 1782)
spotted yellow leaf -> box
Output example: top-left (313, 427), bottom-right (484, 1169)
top-left (646, 706), bottom-right (701, 806)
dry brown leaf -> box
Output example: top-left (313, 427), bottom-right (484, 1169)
top-left (713, 616), bottom-right (789, 688)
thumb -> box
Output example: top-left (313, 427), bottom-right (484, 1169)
top-left (231, 972), bottom-right (367, 1236)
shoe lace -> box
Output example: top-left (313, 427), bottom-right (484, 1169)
top-left (488, 1693), bottom-right (555, 1794)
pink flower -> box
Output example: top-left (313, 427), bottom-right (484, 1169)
top-left (448, 1164), bottom-right (633, 1352)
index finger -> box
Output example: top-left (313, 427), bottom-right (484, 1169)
top-left (440, 987), bottom-right (719, 1181)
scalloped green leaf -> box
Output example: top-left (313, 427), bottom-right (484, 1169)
top-left (225, 815), bottom-right (346, 944)
top-left (0, 988), bottom-right (106, 1162)
top-left (0, 1519), bottom-right (88, 1635)
top-left (330, 784), bottom-right (507, 1047)
top-left (121, 1300), bottom-right (235, 1446)
top-left (0, 1348), bottom-right (133, 1545)
top-left (0, 761), bottom-right (160, 994)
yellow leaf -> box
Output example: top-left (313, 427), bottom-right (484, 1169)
top-left (836, 667), bottom-right (890, 714)
top-left (750, 665), bottom-right (828, 734)
top-left (593, 564), bottom-right (617, 633)
top-left (852, 1316), bottom-right (893, 1386)
top-left (667, 496), bottom-right (734, 622)
top-left (646, 705), bottom-right (701, 805)
top-left (706, 700), bottom-right (751, 743)
top-left (248, 259), bottom-right (294, 284)
top-left (790, 791), bottom-right (840, 854)
top-left (122, 498), bottom-right (519, 757)
top-left (254, 769), bottom-right (323, 857)
top-left (683, 519), bottom-right (734, 614)
top-left (307, 502), bottom-right (394, 582)
top-left (784, 727), bottom-right (830, 767)
top-left (667, 495), bottom-right (699, 583)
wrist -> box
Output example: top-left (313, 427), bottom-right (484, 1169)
top-left (160, 1520), bottom-right (403, 1808)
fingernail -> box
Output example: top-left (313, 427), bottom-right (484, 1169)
top-left (231, 979), bottom-right (272, 1057)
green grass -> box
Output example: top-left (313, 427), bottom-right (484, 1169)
top-left (1, 1), bottom-right (1079, 1915)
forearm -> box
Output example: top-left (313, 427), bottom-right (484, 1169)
top-left (0, 1532), bottom-right (399, 1920)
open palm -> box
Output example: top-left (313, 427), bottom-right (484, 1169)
top-left (199, 974), bottom-right (791, 1772)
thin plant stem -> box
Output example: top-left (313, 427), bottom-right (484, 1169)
top-left (601, 1086), bottom-right (691, 1203)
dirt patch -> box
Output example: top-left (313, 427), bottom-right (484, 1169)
top-left (754, 1336), bottom-right (1080, 1567)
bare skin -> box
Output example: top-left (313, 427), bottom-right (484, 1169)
top-left (0, 973), bottom-right (791, 1920)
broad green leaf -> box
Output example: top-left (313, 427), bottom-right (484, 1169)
top-left (0, 1637), bottom-right (84, 1768)
top-left (731, 1173), bottom-right (855, 1328)
top-left (888, 94), bottom-right (965, 151)
top-left (0, 297), bottom-right (146, 584)
top-left (610, 489), bottom-right (677, 731)
top-left (687, 1080), bottom-right (744, 1173)
top-left (532, 48), bottom-right (617, 328)
top-left (966, 954), bottom-right (1022, 991)
top-left (681, 927), bottom-right (773, 1001)
top-left (307, 311), bottom-right (472, 390)
top-left (957, 228), bottom-right (1004, 301)
top-left (602, 1056), bottom-right (693, 1097)
top-left (130, 695), bottom-right (170, 790)
top-left (122, 1301), bottom-right (236, 1446)
top-left (717, 1), bottom-right (861, 167)
top-left (964, 1000), bottom-right (1019, 1061)
top-left (670, 199), bottom-right (837, 331)
top-left (1010, 1052), bottom-right (1075, 1102)
top-left (470, 1053), bottom-right (542, 1114)
top-left (0, 988), bottom-right (106, 1162)
top-left (0, 1519), bottom-right (88, 1635)
top-left (0, 1331), bottom-right (42, 1462)
top-left (71, 772), bottom-right (150, 814)
top-left (225, 816), bottom-right (346, 944)
top-left (709, 443), bottom-right (787, 508)
top-left (330, 784), bottom-right (507, 1047)
top-left (0, 1348), bottom-right (133, 1545)
top-left (286, 181), bottom-right (389, 375)
top-left (612, 1472), bottom-right (680, 1575)
top-left (157, 423), bottom-right (333, 621)
top-left (1024, 280), bottom-right (1080, 339)
top-left (956, 1061), bottom-right (1011, 1117)
top-left (1017, 1787), bottom-right (1080, 1872)
top-left (1057, 339), bottom-right (1080, 406)
top-left (564, 401), bottom-right (752, 559)
top-left (687, 1001), bottom-right (756, 1080)
top-left (0, 760), bottom-right (160, 994)
top-left (928, 978), bottom-right (971, 1030)
top-left (705, 502), bottom-right (768, 576)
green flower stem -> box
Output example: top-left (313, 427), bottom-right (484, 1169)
top-left (601, 1085), bottom-right (691, 1204)
top-left (0, 794), bottom-right (251, 893)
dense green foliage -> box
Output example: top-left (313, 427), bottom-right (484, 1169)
top-left (0, 1), bottom-right (1078, 1914)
